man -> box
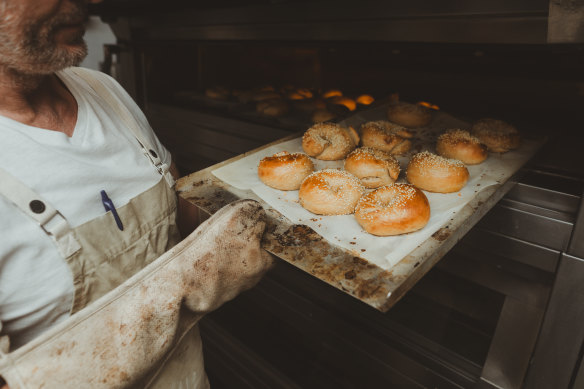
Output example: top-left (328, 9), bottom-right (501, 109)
top-left (0, 0), bottom-right (272, 387)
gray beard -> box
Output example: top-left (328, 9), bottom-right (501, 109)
top-left (0, 1), bottom-right (89, 76)
top-left (12, 23), bottom-right (88, 75)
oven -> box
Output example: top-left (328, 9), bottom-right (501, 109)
top-left (93, 1), bottom-right (584, 388)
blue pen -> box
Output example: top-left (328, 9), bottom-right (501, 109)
top-left (101, 190), bottom-right (124, 231)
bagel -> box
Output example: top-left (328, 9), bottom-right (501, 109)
top-left (328, 96), bottom-right (357, 112)
top-left (299, 169), bottom-right (364, 215)
top-left (344, 147), bottom-right (401, 189)
top-left (258, 152), bottom-right (314, 190)
top-left (287, 88), bottom-right (313, 100)
top-left (471, 118), bottom-right (521, 153)
top-left (302, 122), bottom-right (359, 160)
top-left (322, 89), bottom-right (343, 99)
top-left (436, 129), bottom-right (488, 165)
top-left (406, 151), bottom-right (469, 193)
top-left (354, 184), bottom-right (431, 236)
top-left (360, 120), bottom-right (413, 155)
top-left (387, 102), bottom-right (432, 128)
top-left (356, 94), bottom-right (375, 106)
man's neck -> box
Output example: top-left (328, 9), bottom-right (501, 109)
top-left (0, 67), bottom-right (78, 136)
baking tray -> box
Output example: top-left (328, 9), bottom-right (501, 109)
top-left (176, 104), bottom-right (546, 312)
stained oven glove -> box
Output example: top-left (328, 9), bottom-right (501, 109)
top-left (0, 199), bottom-right (274, 389)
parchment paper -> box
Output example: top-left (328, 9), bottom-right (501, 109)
top-left (212, 104), bottom-right (541, 271)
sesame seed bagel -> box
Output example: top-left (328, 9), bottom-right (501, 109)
top-left (302, 122), bottom-right (359, 160)
top-left (360, 120), bottom-right (413, 156)
top-left (471, 118), bottom-right (521, 153)
top-left (258, 151), bottom-right (314, 190)
top-left (299, 169), bottom-right (365, 215)
top-left (436, 129), bottom-right (488, 165)
top-left (344, 147), bottom-right (401, 189)
top-left (387, 102), bottom-right (432, 128)
top-left (406, 151), bottom-right (469, 193)
top-left (354, 184), bottom-right (431, 236)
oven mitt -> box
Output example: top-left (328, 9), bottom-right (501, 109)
top-left (0, 199), bottom-right (274, 389)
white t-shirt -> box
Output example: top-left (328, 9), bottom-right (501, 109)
top-left (0, 67), bottom-right (171, 350)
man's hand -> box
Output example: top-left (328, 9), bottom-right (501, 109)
top-left (177, 199), bottom-right (274, 313)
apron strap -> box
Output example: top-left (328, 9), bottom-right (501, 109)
top-left (0, 168), bottom-right (81, 258)
top-left (70, 67), bottom-right (175, 188)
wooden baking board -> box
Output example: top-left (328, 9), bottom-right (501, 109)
top-left (176, 105), bottom-right (545, 312)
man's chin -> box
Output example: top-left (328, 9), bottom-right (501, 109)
top-left (16, 46), bottom-right (88, 75)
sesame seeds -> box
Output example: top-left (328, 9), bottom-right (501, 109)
top-left (411, 151), bottom-right (465, 169)
top-left (299, 169), bottom-right (364, 215)
top-left (361, 120), bottom-right (408, 136)
top-left (406, 151), bottom-right (469, 193)
top-left (360, 184), bottom-right (418, 211)
top-left (258, 151), bottom-right (314, 190)
top-left (303, 122), bottom-right (354, 160)
top-left (360, 121), bottom-right (413, 155)
top-left (304, 168), bottom-right (363, 188)
top-left (344, 147), bottom-right (401, 186)
top-left (347, 147), bottom-right (391, 161)
top-left (355, 184), bottom-right (429, 231)
top-left (264, 151), bottom-right (308, 163)
top-left (472, 118), bottom-right (518, 136)
top-left (438, 129), bottom-right (482, 146)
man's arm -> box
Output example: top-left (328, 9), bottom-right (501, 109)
top-left (0, 200), bottom-right (273, 389)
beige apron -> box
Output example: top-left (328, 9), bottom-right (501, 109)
top-left (0, 67), bottom-right (209, 388)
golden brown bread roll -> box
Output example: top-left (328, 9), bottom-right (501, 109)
top-left (387, 102), bottom-right (432, 128)
top-left (436, 129), bottom-right (488, 165)
top-left (322, 89), bottom-right (343, 99)
top-left (258, 151), bottom-right (314, 190)
top-left (302, 122), bottom-right (359, 160)
top-left (299, 169), bottom-right (364, 215)
top-left (328, 96), bottom-right (357, 112)
top-left (287, 88), bottom-right (313, 100)
top-left (360, 120), bottom-right (413, 155)
top-left (356, 94), bottom-right (375, 106)
top-left (344, 147), bottom-right (400, 189)
top-left (471, 118), bottom-right (521, 153)
top-left (354, 184), bottom-right (431, 236)
top-left (406, 151), bottom-right (469, 193)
